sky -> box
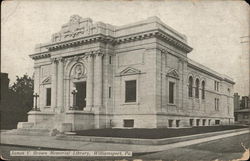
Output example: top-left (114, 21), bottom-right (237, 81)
top-left (1, 0), bottom-right (249, 96)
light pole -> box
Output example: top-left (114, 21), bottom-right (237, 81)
top-left (69, 89), bottom-right (78, 110)
top-left (32, 93), bottom-right (40, 111)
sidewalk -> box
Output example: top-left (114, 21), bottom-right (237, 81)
top-left (0, 128), bottom-right (249, 153)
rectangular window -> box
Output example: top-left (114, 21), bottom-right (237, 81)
top-left (215, 98), bottom-right (217, 110)
top-left (215, 120), bottom-right (220, 125)
top-left (123, 119), bottom-right (134, 127)
top-left (169, 82), bottom-right (174, 104)
top-left (125, 80), bottom-right (136, 102)
top-left (109, 86), bottom-right (111, 98)
top-left (46, 88), bottom-right (51, 106)
top-left (214, 81), bottom-right (220, 91)
top-left (214, 81), bottom-right (219, 91)
top-left (208, 119), bottom-right (211, 126)
top-left (168, 120), bottom-right (173, 127)
top-left (109, 56), bottom-right (112, 64)
top-left (217, 99), bottom-right (219, 110)
top-left (215, 98), bottom-right (219, 111)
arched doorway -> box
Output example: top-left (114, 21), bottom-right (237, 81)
top-left (68, 62), bottom-right (87, 110)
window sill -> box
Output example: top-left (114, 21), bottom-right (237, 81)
top-left (44, 106), bottom-right (51, 108)
top-left (167, 103), bottom-right (176, 106)
top-left (122, 102), bottom-right (139, 105)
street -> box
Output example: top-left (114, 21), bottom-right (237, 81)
top-left (0, 133), bottom-right (249, 161)
top-left (138, 133), bottom-right (250, 160)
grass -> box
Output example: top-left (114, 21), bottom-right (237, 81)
top-left (74, 125), bottom-right (248, 139)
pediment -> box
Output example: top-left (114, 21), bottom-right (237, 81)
top-left (41, 76), bottom-right (51, 85)
top-left (120, 67), bottom-right (141, 76)
top-left (167, 69), bottom-right (179, 79)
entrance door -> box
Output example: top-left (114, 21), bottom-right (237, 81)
top-left (75, 82), bottom-right (86, 110)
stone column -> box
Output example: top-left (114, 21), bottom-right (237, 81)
top-left (94, 52), bottom-right (103, 128)
top-left (51, 58), bottom-right (57, 111)
top-left (86, 54), bottom-right (94, 111)
top-left (95, 52), bottom-right (103, 107)
top-left (57, 58), bottom-right (64, 112)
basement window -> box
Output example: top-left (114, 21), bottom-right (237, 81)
top-left (202, 119), bottom-right (206, 126)
top-left (196, 119), bottom-right (200, 126)
top-left (215, 120), bottom-right (220, 125)
top-left (189, 119), bottom-right (193, 126)
top-left (176, 120), bottom-right (180, 127)
top-left (168, 120), bottom-right (173, 127)
top-left (123, 119), bottom-right (134, 128)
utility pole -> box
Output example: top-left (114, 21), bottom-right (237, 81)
top-left (240, 36), bottom-right (250, 97)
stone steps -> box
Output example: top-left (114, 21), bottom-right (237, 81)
top-left (11, 113), bottom-right (67, 136)
top-left (32, 113), bottom-right (66, 129)
top-left (6, 128), bottom-right (51, 136)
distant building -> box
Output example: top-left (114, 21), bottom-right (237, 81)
top-left (234, 93), bottom-right (250, 124)
top-left (234, 93), bottom-right (241, 110)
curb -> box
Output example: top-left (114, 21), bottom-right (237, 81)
top-left (56, 128), bottom-right (250, 145)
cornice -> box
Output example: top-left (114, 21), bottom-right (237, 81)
top-left (223, 78), bottom-right (235, 85)
top-left (47, 34), bottom-right (115, 51)
top-left (29, 52), bottom-right (50, 60)
top-left (35, 29), bottom-right (192, 54)
top-left (187, 62), bottom-right (235, 85)
top-left (155, 29), bottom-right (193, 53)
top-left (114, 29), bottom-right (192, 53)
top-left (30, 48), bottom-right (105, 61)
top-left (188, 62), bottom-right (223, 80)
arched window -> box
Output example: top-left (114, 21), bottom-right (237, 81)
top-left (188, 76), bottom-right (193, 97)
top-left (195, 79), bottom-right (199, 98)
top-left (202, 81), bottom-right (205, 99)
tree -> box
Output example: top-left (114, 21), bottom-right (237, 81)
top-left (9, 74), bottom-right (34, 113)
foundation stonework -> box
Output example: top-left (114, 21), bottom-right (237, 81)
top-left (20, 15), bottom-right (234, 132)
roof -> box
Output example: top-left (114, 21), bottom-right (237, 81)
top-left (187, 58), bottom-right (235, 84)
top-left (30, 16), bottom-right (193, 60)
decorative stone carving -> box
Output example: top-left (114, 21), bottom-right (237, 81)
top-left (52, 15), bottom-right (98, 43)
top-left (120, 67), bottom-right (141, 76)
top-left (51, 57), bottom-right (58, 63)
top-left (167, 69), bottom-right (179, 80)
top-left (71, 63), bottom-right (86, 79)
top-left (41, 76), bottom-right (51, 85)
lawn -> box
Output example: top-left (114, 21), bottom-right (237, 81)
top-left (74, 125), bottom-right (248, 139)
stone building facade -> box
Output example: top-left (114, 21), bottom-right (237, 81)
top-left (18, 15), bottom-right (235, 131)
top-left (234, 94), bottom-right (250, 124)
